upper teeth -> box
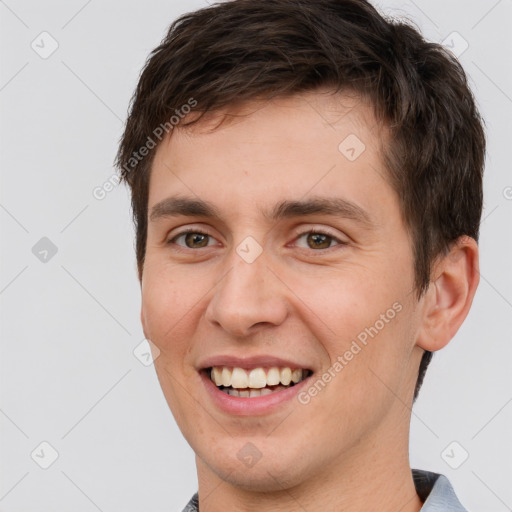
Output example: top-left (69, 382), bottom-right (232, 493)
top-left (210, 366), bottom-right (306, 388)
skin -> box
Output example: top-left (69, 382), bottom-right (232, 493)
top-left (140, 90), bottom-right (479, 511)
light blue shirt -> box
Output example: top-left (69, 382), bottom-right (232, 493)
top-left (180, 469), bottom-right (468, 511)
top-left (413, 470), bottom-right (468, 511)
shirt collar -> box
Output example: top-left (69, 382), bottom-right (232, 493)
top-left (413, 469), bottom-right (468, 511)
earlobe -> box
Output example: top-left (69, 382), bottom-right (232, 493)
top-left (416, 236), bottom-right (480, 352)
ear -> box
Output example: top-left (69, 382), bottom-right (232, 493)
top-left (416, 236), bottom-right (480, 352)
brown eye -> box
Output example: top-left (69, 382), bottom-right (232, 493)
top-left (184, 232), bottom-right (209, 248)
top-left (169, 230), bottom-right (217, 249)
top-left (295, 231), bottom-right (340, 250)
top-left (306, 233), bottom-right (332, 249)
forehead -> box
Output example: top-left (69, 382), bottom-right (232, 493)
top-left (170, 90), bottom-right (382, 154)
top-left (148, 90), bottom-right (396, 224)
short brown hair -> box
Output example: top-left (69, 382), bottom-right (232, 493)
top-left (115, 0), bottom-right (485, 401)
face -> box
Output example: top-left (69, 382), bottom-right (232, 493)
top-left (141, 91), bottom-right (425, 492)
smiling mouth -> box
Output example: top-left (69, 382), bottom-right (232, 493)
top-left (206, 366), bottom-right (313, 397)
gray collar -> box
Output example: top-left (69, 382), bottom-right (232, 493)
top-left (413, 469), bottom-right (468, 511)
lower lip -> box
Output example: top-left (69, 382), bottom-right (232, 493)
top-left (200, 371), bottom-right (312, 416)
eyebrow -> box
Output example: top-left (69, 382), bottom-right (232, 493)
top-left (149, 195), bottom-right (374, 227)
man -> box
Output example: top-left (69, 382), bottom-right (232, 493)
top-left (116, 0), bottom-right (485, 510)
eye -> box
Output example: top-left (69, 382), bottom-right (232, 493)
top-left (168, 229), bottom-right (219, 249)
top-left (294, 230), bottom-right (345, 250)
top-left (167, 228), bottom-right (346, 252)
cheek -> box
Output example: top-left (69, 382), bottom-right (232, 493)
top-left (331, 302), bottom-right (416, 422)
top-left (289, 265), bottom-right (413, 387)
top-left (141, 269), bottom-right (196, 352)
top-left (280, 263), bottom-right (397, 339)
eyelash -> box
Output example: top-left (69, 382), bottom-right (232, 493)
top-left (167, 227), bottom-right (346, 252)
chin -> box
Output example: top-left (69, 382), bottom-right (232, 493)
top-left (196, 436), bottom-right (312, 492)
top-left (211, 459), bottom-right (305, 492)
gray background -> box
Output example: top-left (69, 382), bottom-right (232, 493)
top-left (0, 0), bottom-right (511, 510)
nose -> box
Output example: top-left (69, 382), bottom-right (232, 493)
top-left (204, 251), bottom-right (289, 338)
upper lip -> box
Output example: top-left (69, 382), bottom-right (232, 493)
top-left (198, 355), bottom-right (313, 372)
